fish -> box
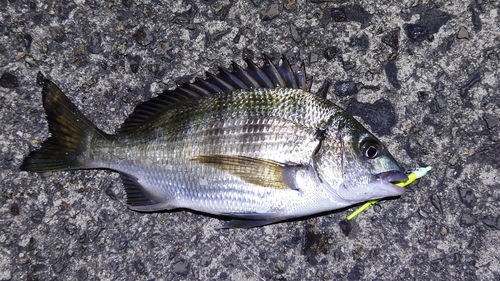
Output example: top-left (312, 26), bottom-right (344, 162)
top-left (20, 54), bottom-right (408, 228)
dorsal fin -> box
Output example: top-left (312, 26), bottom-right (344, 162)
top-left (261, 54), bottom-right (285, 87)
top-left (120, 54), bottom-right (311, 132)
top-left (277, 55), bottom-right (297, 88)
top-left (297, 62), bottom-right (308, 92)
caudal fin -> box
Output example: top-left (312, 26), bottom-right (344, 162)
top-left (20, 80), bottom-right (107, 172)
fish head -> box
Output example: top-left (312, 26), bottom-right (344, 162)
top-left (317, 116), bottom-right (407, 205)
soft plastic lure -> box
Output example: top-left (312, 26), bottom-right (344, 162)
top-left (346, 166), bottom-right (432, 220)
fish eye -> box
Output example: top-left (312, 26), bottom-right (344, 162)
top-left (360, 140), bottom-right (381, 159)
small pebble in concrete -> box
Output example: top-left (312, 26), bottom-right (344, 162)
top-left (457, 27), bottom-right (469, 39)
top-left (0, 72), bottom-right (19, 88)
top-left (262, 4), bottom-right (280, 21)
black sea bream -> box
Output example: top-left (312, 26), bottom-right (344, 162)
top-left (21, 55), bottom-right (407, 227)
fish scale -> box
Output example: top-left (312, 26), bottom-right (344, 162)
top-left (21, 55), bottom-right (407, 228)
top-left (94, 89), bottom-right (330, 216)
top-left (102, 88), bottom-right (330, 163)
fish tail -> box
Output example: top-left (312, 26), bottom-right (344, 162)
top-left (20, 80), bottom-right (109, 172)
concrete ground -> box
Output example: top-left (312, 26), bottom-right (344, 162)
top-left (0, 0), bottom-right (499, 280)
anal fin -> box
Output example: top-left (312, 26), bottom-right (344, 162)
top-left (120, 173), bottom-right (174, 212)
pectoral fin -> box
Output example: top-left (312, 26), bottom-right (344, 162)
top-left (192, 155), bottom-right (301, 190)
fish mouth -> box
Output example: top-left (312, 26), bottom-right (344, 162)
top-left (335, 170), bottom-right (408, 203)
top-left (375, 170), bottom-right (408, 196)
top-left (377, 170), bottom-right (408, 183)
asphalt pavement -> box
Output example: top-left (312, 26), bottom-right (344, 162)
top-left (0, 0), bottom-right (499, 280)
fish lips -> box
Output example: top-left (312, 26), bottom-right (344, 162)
top-left (375, 170), bottom-right (408, 196)
top-left (377, 170), bottom-right (408, 184)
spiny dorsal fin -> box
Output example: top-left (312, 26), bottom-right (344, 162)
top-left (119, 54), bottom-right (311, 132)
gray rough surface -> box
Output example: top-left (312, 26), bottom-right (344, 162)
top-left (1, 0), bottom-right (499, 280)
